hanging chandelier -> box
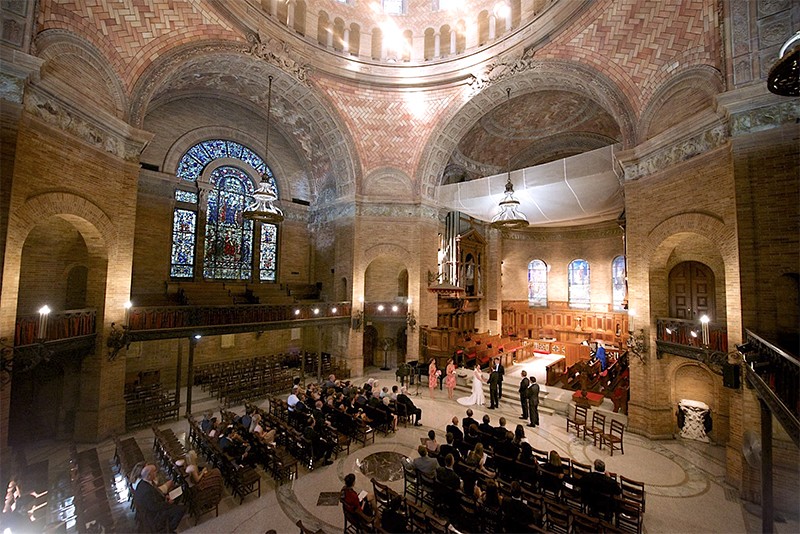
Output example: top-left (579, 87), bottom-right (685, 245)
top-left (490, 88), bottom-right (529, 231)
top-left (244, 75), bottom-right (284, 224)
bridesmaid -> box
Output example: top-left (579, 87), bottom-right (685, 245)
top-left (428, 358), bottom-right (440, 398)
top-left (444, 358), bottom-right (457, 400)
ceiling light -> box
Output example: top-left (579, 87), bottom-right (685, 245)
top-left (490, 89), bottom-right (529, 231)
top-left (244, 75), bottom-right (284, 224)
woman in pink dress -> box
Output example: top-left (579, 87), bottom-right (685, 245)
top-left (444, 358), bottom-right (457, 400)
top-left (428, 358), bottom-right (440, 398)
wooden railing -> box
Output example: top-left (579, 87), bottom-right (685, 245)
top-left (127, 301), bottom-right (353, 332)
top-left (14, 308), bottom-right (97, 346)
top-left (655, 317), bottom-right (728, 353)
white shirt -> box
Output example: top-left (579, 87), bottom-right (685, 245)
top-left (287, 393), bottom-right (299, 411)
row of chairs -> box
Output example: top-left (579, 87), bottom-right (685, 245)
top-left (194, 355), bottom-right (298, 405)
top-left (184, 417), bottom-right (262, 504)
top-left (567, 405), bottom-right (625, 455)
top-left (124, 383), bottom-right (179, 431)
top-left (68, 445), bottom-right (114, 534)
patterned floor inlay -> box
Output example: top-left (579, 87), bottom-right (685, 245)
top-left (356, 451), bottom-right (408, 482)
top-left (316, 491), bottom-right (341, 506)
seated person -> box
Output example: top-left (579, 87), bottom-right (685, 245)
top-left (464, 443), bottom-right (495, 478)
top-left (379, 397), bottom-right (398, 431)
top-left (340, 473), bottom-right (375, 522)
top-left (462, 409), bottom-right (479, 433)
top-left (424, 430), bottom-right (440, 455)
top-left (435, 454), bottom-right (462, 491)
top-left (133, 464), bottom-right (185, 533)
top-left (580, 459), bottom-right (621, 520)
top-left (478, 415), bottom-right (494, 436)
top-left (501, 481), bottom-right (534, 533)
top-left (438, 432), bottom-right (461, 465)
top-left (412, 445), bottom-right (439, 480)
top-left (303, 416), bottom-right (334, 466)
top-left (494, 431), bottom-right (519, 460)
top-left (183, 450), bottom-right (208, 486)
top-left (446, 416), bottom-right (464, 443)
top-left (539, 450), bottom-right (566, 495)
top-left (396, 387), bottom-right (423, 426)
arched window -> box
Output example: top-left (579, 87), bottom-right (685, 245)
top-left (171, 139), bottom-right (279, 282)
top-left (612, 255), bottom-right (626, 311)
top-left (527, 259), bottom-right (547, 307)
top-left (203, 167), bottom-right (254, 280)
top-left (568, 259), bottom-right (591, 309)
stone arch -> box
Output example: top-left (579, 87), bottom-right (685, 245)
top-left (363, 243), bottom-right (412, 270)
top-left (361, 167), bottom-right (413, 201)
top-left (671, 361), bottom-right (718, 416)
top-left (127, 41), bottom-right (359, 201)
top-left (34, 29), bottom-right (128, 118)
top-left (418, 60), bottom-right (637, 202)
top-left (639, 65), bottom-right (724, 142)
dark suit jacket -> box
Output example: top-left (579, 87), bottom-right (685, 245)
top-left (519, 377), bottom-right (530, 393)
top-left (435, 466), bottom-right (462, 490)
top-left (462, 417), bottom-right (479, 432)
top-left (495, 364), bottom-right (505, 382)
top-left (397, 394), bottom-right (419, 413)
top-left (446, 424), bottom-right (464, 443)
top-left (489, 371), bottom-right (500, 385)
top-left (133, 480), bottom-right (172, 529)
top-left (527, 383), bottom-right (540, 406)
top-left (478, 422), bottom-right (494, 435)
top-left (501, 496), bottom-right (533, 531)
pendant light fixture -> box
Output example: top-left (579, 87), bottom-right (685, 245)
top-left (244, 75), bottom-right (284, 224)
top-left (490, 88), bottom-right (529, 230)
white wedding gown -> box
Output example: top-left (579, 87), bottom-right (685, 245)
top-left (457, 369), bottom-right (486, 406)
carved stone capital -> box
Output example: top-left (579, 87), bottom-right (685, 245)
top-left (0, 45), bottom-right (42, 103)
top-left (716, 84), bottom-right (800, 135)
top-left (616, 110), bottom-right (728, 181)
top-left (244, 33), bottom-right (310, 86)
top-left (24, 81), bottom-right (152, 162)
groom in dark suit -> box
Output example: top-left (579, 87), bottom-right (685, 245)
top-left (494, 357), bottom-right (505, 399)
top-left (489, 366), bottom-right (500, 409)
top-left (518, 370), bottom-right (530, 420)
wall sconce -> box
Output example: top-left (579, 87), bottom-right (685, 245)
top-left (405, 298), bottom-right (416, 331)
top-left (1, 337), bottom-right (52, 385)
top-left (37, 305), bottom-right (51, 341)
top-left (107, 322), bottom-right (131, 361)
top-left (627, 328), bottom-right (648, 363)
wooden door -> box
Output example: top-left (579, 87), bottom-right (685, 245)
top-left (363, 325), bottom-right (378, 367)
top-left (669, 262), bottom-right (715, 320)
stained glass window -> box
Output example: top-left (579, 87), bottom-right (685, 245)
top-left (203, 166), bottom-right (254, 280)
top-left (175, 190), bottom-right (198, 203)
top-left (612, 255), bottom-right (627, 311)
top-left (259, 223), bottom-right (278, 281)
top-left (527, 259), bottom-right (547, 307)
top-left (176, 140), bottom-right (271, 182)
top-left (568, 259), bottom-right (591, 309)
top-left (170, 209), bottom-right (197, 278)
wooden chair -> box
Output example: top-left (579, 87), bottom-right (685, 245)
top-left (402, 459), bottom-right (422, 503)
top-left (186, 468), bottom-right (224, 525)
top-left (584, 412), bottom-right (606, 448)
top-left (566, 404), bottom-right (588, 436)
top-left (602, 420), bottom-right (625, 456)
top-left (571, 510), bottom-right (602, 533)
top-left (371, 478), bottom-right (393, 514)
top-left (296, 519), bottom-right (325, 534)
top-left (615, 499), bottom-right (643, 534)
top-left (544, 500), bottom-right (571, 534)
top-left (619, 475), bottom-right (645, 512)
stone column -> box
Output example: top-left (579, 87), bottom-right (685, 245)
top-left (434, 32), bottom-right (441, 58)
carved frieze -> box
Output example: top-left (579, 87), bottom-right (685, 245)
top-left (730, 100), bottom-right (800, 136)
top-left (0, 72), bottom-right (23, 103)
top-left (619, 123), bottom-right (728, 181)
top-left (25, 86), bottom-right (151, 162)
top-left (311, 202), bottom-right (441, 225)
top-left (467, 48), bottom-right (538, 94)
top-left (244, 33), bottom-right (310, 86)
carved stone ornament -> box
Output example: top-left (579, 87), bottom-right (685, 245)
top-left (620, 123), bottom-right (728, 181)
top-left (730, 100), bottom-right (800, 136)
top-left (244, 33), bottom-right (310, 86)
top-left (25, 87), bottom-right (150, 162)
top-left (467, 47), bottom-right (537, 95)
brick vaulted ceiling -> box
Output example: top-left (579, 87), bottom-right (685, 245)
top-left (34, 0), bottom-right (724, 222)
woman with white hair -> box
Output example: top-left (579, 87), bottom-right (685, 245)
top-left (183, 450), bottom-right (207, 486)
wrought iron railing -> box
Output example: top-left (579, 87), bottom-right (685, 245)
top-left (741, 330), bottom-right (799, 440)
top-left (656, 317), bottom-right (728, 353)
top-left (14, 308), bottom-right (97, 346)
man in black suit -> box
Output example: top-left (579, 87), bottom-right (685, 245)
top-left (527, 377), bottom-right (540, 427)
top-left (478, 414), bottom-right (494, 436)
top-left (397, 386), bottom-right (423, 426)
top-left (580, 459), bottom-right (621, 520)
top-left (518, 370), bottom-right (530, 420)
top-left (493, 357), bottom-right (505, 399)
top-left (435, 453), bottom-right (462, 490)
top-left (462, 409), bottom-right (479, 434)
top-left (501, 481), bottom-right (534, 533)
top-left (134, 464), bottom-right (185, 533)
top-left (446, 416), bottom-right (463, 443)
top-left (488, 367), bottom-right (500, 408)
top-left (439, 432), bottom-right (461, 465)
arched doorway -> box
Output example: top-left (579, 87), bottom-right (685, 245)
top-left (363, 325), bottom-right (378, 368)
top-left (65, 265), bottom-right (88, 309)
top-left (669, 261), bottom-right (716, 320)
top-left (9, 361), bottom-right (65, 444)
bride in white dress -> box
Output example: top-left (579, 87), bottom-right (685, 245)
top-left (457, 363), bottom-right (487, 406)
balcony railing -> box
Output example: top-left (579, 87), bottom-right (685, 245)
top-left (656, 317), bottom-right (728, 352)
top-left (127, 301), bottom-right (353, 333)
top-left (14, 308), bottom-right (97, 346)
top-left (741, 329), bottom-right (799, 446)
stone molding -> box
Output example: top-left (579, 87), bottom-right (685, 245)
top-left (25, 80), bottom-right (152, 162)
top-left (311, 201), bottom-right (442, 225)
top-left (243, 32), bottom-right (310, 86)
top-left (616, 110), bottom-right (728, 181)
top-left (716, 84), bottom-right (800, 136)
top-left (503, 221), bottom-right (623, 242)
top-left (0, 45), bottom-right (42, 103)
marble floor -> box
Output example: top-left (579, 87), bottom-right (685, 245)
top-left (17, 364), bottom-right (800, 534)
